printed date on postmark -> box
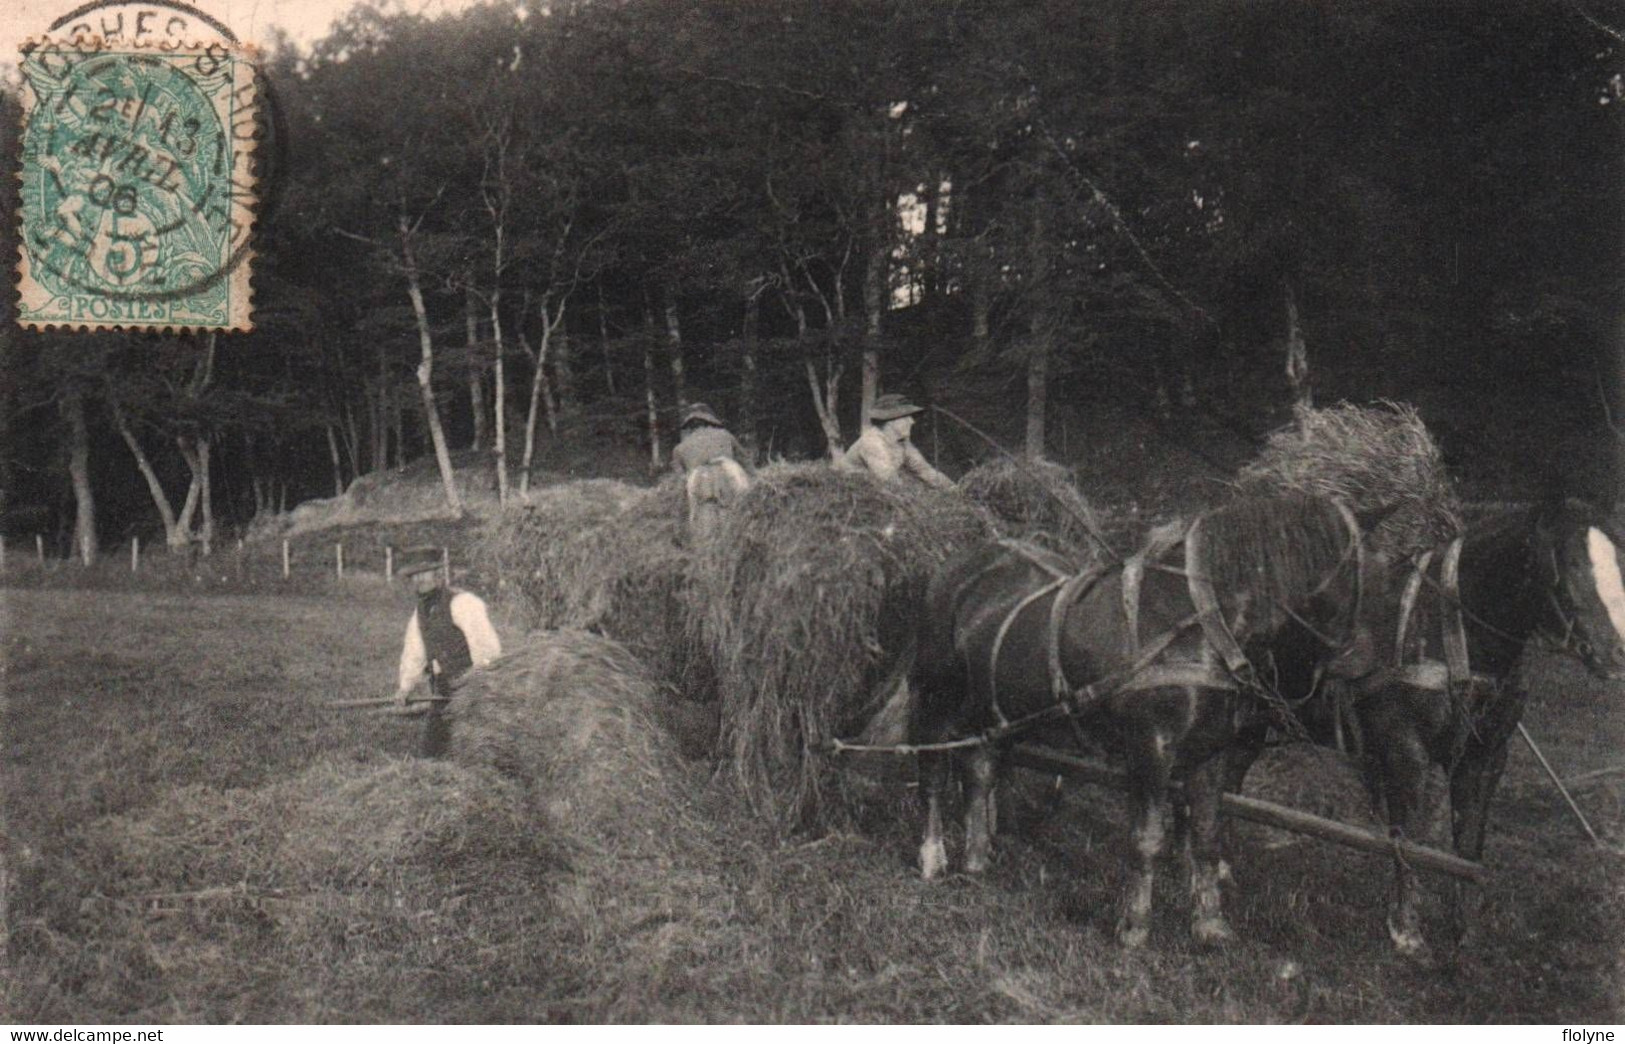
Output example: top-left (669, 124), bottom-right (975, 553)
top-left (15, 36), bottom-right (258, 332)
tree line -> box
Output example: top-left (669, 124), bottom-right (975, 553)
top-left (2, 0), bottom-right (1618, 556)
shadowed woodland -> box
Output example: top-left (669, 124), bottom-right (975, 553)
top-left (2, 0), bottom-right (1624, 547)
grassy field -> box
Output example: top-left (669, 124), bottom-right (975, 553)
top-left (3, 586), bottom-right (1623, 1023)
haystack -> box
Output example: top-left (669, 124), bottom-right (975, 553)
top-left (472, 477), bottom-right (698, 683)
top-left (690, 462), bottom-right (993, 831)
top-left (82, 754), bottom-right (544, 896)
top-left (1236, 401), bottom-right (1462, 558)
top-left (959, 457), bottom-right (1106, 558)
top-left (446, 629), bottom-right (704, 856)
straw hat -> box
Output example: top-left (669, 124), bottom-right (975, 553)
top-left (397, 546), bottom-right (444, 579)
top-left (682, 402), bottom-right (724, 428)
top-left (870, 394), bottom-right (925, 422)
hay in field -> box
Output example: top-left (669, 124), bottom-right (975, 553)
top-left (958, 457), bottom-right (1105, 558)
top-left (447, 629), bottom-right (705, 855)
top-left (78, 753), bottom-right (546, 909)
top-left (691, 462), bottom-right (993, 832)
top-left (1237, 401), bottom-right (1462, 559)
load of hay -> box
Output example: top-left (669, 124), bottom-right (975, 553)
top-left (689, 462), bottom-right (992, 831)
top-left (447, 629), bottom-right (705, 855)
top-left (1236, 401), bottom-right (1462, 558)
top-left (472, 477), bottom-right (699, 684)
top-left (958, 456), bottom-right (1106, 558)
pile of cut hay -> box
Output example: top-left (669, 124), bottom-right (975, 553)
top-left (83, 754), bottom-right (544, 897)
top-left (1236, 401), bottom-right (1463, 558)
top-left (959, 457), bottom-right (1106, 558)
top-left (471, 478), bottom-right (698, 683)
top-left (447, 629), bottom-right (705, 855)
top-left (690, 462), bottom-right (993, 831)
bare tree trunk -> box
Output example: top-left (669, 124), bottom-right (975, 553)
top-left (325, 423), bottom-right (345, 496)
top-left (62, 390), bottom-right (98, 564)
top-left (663, 289), bottom-right (688, 419)
top-left (861, 225), bottom-right (886, 430)
top-left (598, 284), bottom-right (616, 396)
top-left (341, 400), bottom-right (361, 478)
top-left (1284, 280), bottom-right (1311, 410)
top-left (489, 291), bottom-right (508, 504)
top-left (644, 335), bottom-right (662, 469)
top-left (553, 325), bottom-right (577, 419)
top-left (518, 297), bottom-right (564, 494)
top-left (1025, 203), bottom-right (1051, 460)
top-left (806, 358), bottom-right (845, 460)
top-left (197, 436), bottom-right (213, 554)
top-left (739, 291), bottom-right (760, 459)
top-left (390, 390), bottom-right (405, 469)
top-left (1026, 329), bottom-right (1050, 461)
top-left (111, 399), bottom-right (180, 540)
top-left (175, 436), bottom-right (203, 543)
top-left (466, 283), bottom-right (488, 450)
top-left (400, 219), bottom-right (464, 515)
top-left (972, 263), bottom-right (991, 342)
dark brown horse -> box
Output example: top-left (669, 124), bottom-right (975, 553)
top-left (1239, 496), bottom-right (1625, 956)
top-left (910, 492), bottom-right (1373, 947)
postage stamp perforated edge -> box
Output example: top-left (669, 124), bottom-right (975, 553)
top-left (13, 35), bottom-right (259, 334)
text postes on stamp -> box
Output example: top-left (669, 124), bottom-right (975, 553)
top-left (15, 37), bottom-right (258, 332)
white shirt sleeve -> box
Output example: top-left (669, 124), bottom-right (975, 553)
top-left (397, 610), bottom-right (426, 694)
top-left (450, 591), bottom-right (503, 667)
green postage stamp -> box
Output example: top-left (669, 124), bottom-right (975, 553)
top-left (15, 37), bottom-right (257, 331)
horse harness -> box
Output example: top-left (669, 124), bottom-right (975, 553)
top-left (1392, 537), bottom-right (1503, 697)
top-left (981, 503), bottom-right (1365, 734)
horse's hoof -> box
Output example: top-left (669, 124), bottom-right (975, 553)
top-left (1192, 916), bottom-right (1236, 947)
top-left (920, 840), bottom-right (948, 881)
top-left (965, 850), bottom-right (991, 875)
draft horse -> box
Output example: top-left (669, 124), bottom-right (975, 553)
top-left (910, 492), bottom-right (1374, 947)
top-left (1252, 496), bottom-right (1625, 955)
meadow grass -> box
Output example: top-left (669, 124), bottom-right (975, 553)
top-left (3, 587), bottom-right (1621, 1022)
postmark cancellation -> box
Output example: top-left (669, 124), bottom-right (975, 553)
top-left (14, 36), bottom-right (258, 332)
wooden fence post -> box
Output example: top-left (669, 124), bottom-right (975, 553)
top-left (282, 539), bottom-right (290, 579)
top-left (35, 534), bottom-right (44, 562)
top-left (336, 542), bottom-right (344, 579)
top-left (442, 546), bottom-right (451, 586)
top-left (385, 545), bottom-right (394, 583)
top-left (131, 536), bottom-right (140, 572)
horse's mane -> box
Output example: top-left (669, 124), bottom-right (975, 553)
top-left (1192, 493), bottom-right (1355, 613)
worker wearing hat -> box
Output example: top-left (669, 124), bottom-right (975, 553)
top-left (672, 402), bottom-right (751, 539)
top-left (838, 393), bottom-right (955, 490)
top-left (394, 548), bottom-right (502, 752)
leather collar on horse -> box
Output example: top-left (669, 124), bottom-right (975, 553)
top-left (983, 500), bottom-right (1366, 734)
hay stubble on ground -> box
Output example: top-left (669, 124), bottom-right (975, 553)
top-left (4, 586), bottom-right (1623, 1022)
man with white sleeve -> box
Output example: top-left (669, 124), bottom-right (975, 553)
top-left (393, 548), bottom-right (501, 752)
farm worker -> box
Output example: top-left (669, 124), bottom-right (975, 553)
top-left (394, 547), bottom-right (502, 753)
top-left (837, 393), bottom-right (955, 490)
top-left (672, 402), bottom-right (752, 539)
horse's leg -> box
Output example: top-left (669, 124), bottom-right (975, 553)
top-left (964, 744), bottom-right (999, 874)
top-left (1365, 710), bottom-right (1435, 958)
top-left (1116, 725), bottom-right (1173, 949)
top-left (1448, 739), bottom-right (1510, 942)
top-left (919, 749), bottom-right (951, 880)
top-left (1184, 752), bottom-right (1235, 945)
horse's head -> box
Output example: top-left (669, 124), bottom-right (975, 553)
top-left (1538, 497), bottom-right (1625, 679)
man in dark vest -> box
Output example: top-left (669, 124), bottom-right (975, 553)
top-left (394, 548), bottom-right (502, 753)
